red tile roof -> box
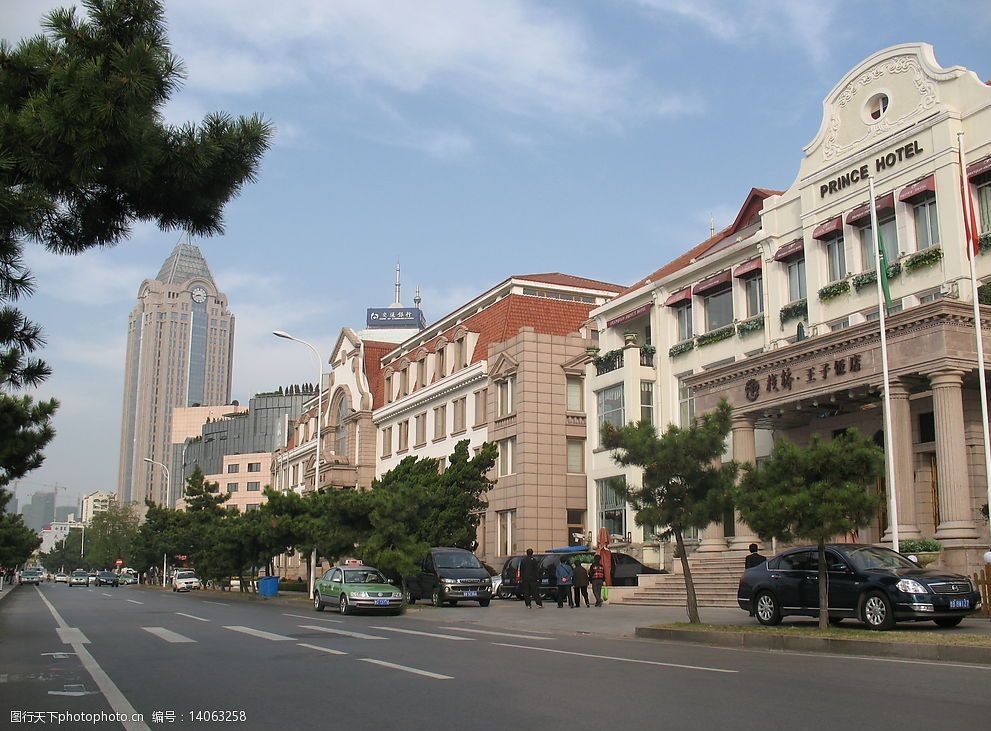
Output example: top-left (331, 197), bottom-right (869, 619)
top-left (513, 272), bottom-right (625, 293)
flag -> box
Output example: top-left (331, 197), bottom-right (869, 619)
top-left (876, 219), bottom-right (892, 309)
top-left (959, 143), bottom-right (980, 258)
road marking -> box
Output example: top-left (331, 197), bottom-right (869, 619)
top-left (49, 684), bottom-right (97, 697)
top-left (202, 600), bottom-right (230, 606)
top-left (439, 626), bottom-right (554, 641)
top-left (369, 626), bottom-right (474, 641)
top-left (492, 643), bottom-right (738, 674)
top-left (101, 593), bottom-right (113, 597)
top-left (736, 647), bottom-right (991, 671)
top-left (35, 587), bottom-right (150, 731)
top-left (175, 612), bottom-right (210, 622)
top-left (223, 625), bottom-right (294, 642)
top-left (126, 599), bottom-right (143, 605)
top-left (297, 642), bottom-right (348, 656)
top-left (297, 625), bottom-right (386, 640)
top-left (359, 658), bottom-right (452, 680)
top-left (284, 612), bottom-right (342, 623)
top-left (142, 627), bottom-right (196, 644)
top-left (56, 628), bottom-right (90, 645)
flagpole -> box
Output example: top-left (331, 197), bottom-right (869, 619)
top-left (958, 132), bottom-right (991, 547)
top-left (869, 174), bottom-right (899, 553)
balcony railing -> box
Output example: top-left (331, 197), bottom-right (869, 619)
top-left (639, 346), bottom-right (656, 367)
top-left (594, 349), bottom-right (624, 375)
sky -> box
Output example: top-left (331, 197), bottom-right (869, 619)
top-left (3, 0), bottom-right (990, 510)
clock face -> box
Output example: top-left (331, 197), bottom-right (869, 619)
top-left (191, 286), bottom-right (207, 303)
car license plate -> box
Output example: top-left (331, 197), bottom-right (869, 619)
top-left (374, 599), bottom-right (390, 606)
top-left (950, 599), bottom-right (970, 609)
top-left (463, 591), bottom-right (477, 597)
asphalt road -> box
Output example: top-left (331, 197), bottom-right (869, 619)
top-left (1, 583), bottom-right (989, 731)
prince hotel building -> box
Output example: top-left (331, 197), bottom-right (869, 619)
top-left (585, 44), bottom-right (991, 575)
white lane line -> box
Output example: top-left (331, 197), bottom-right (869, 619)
top-left (56, 628), bottom-right (89, 645)
top-left (202, 601), bottom-right (230, 606)
top-left (175, 612), bottom-right (210, 622)
top-left (35, 587), bottom-right (150, 731)
top-left (297, 643), bottom-right (348, 656)
top-left (492, 643), bottom-right (738, 674)
top-left (284, 612), bottom-right (342, 623)
top-left (223, 625), bottom-right (294, 642)
top-left (439, 626), bottom-right (554, 641)
top-left (297, 625), bottom-right (385, 640)
top-left (359, 658), bottom-right (452, 680)
top-left (101, 593), bottom-right (113, 597)
top-left (126, 599), bottom-right (143, 605)
top-left (369, 626), bottom-right (474, 641)
top-left (732, 646), bottom-right (991, 671)
top-left (142, 627), bottom-right (196, 644)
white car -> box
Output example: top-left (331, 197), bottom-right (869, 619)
top-left (54, 573), bottom-right (68, 583)
top-left (172, 571), bottom-right (202, 592)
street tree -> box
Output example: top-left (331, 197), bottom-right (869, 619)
top-left (38, 528), bottom-right (84, 573)
top-left (0, 0), bottom-right (272, 493)
top-left (736, 430), bottom-right (884, 630)
top-left (601, 400), bottom-right (736, 624)
top-left (82, 503), bottom-right (140, 568)
top-left (0, 487), bottom-right (40, 567)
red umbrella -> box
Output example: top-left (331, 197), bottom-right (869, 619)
top-left (596, 527), bottom-right (612, 587)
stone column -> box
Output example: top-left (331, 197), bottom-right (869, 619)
top-left (929, 370), bottom-right (979, 540)
top-left (729, 414), bottom-right (761, 551)
top-left (882, 379), bottom-right (922, 541)
top-left (697, 453), bottom-right (729, 553)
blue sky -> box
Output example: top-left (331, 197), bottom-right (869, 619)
top-left (4, 0), bottom-right (990, 509)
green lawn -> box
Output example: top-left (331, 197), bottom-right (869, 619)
top-left (653, 621), bottom-right (991, 647)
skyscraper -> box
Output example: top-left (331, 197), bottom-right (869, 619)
top-left (117, 243), bottom-right (235, 507)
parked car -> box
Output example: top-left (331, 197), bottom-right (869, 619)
top-left (19, 569), bottom-right (43, 585)
top-left (118, 572), bottom-right (137, 585)
top-left (96, 570), bottom-right (119, 587)
top-left (482, 562), bottom-right (503, 598)
top-left (313, 565), bottom-right (403, 615)
top-left (172, 571), bottom-right (201, 592)
top-left (69, 570), bottom-right (89, 587)
top-left (738, 544), bottom-right (982, 630)
top-left (405, 547), bottom-right (493, 607)
top-left (54, 572), bottom-right (68, 583)
top-left (87, 571), bottom-right (98, 586)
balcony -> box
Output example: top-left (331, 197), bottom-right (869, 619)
top-left (594, 349), bottom-right (624, 375)
top-left (639, 346), bottom-right (656, 367)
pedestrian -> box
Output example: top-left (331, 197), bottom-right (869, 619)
top-left (589, 555), bottom-right (606, 607)
top-left (745, 543), bottom-right (767, 569)
top-left (520, 548), bottom-right (543, 609)
top-left (555, 559), bottom-right (574, 608)
top-left (572, 560), bottom-right (591, 608)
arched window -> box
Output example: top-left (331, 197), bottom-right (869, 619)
top-left (335, 398), bottom-right (349, 456)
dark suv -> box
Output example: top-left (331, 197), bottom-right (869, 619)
top-left (405, 547), bottom-right (493, 607)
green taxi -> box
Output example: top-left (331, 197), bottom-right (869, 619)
top-left (313, 565), bottom-right (404, 616)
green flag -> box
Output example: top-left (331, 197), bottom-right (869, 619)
top-left (877, 225), bottom-right (892, 309)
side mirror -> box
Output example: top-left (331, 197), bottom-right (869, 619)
top-left (907, 554), bottom-right (919, 564)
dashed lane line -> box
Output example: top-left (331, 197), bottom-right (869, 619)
top-left (142, 627), bottom-right (196, 644)
top-left (101, 593), bottom-right (113, 597)
top-left (175, 612), bottom-right (210, 622)
top-left (297, 625), bottom-right (385, 640)
top-left (202, 601), bottom-right (230, 606)
top-left (126, 599), bottom-right (143, 605)
top-left (491, 643), bottom-right (739, 674)
top-left (438, 626), bottom-right (555, 641)
top-left (223, 625), bottom-right (294, 642)
top-left (297, 643), bottom-right (348, 656)
top-left (369, 626), bottom-right (475, 641)
top-left (283, 612), bottom-right (342, 623)
top-left (359, 658), bottom-right (452, 680)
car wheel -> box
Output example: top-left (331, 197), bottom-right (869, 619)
top-left (933, 616), bottom-right (964, 628)
top-left (754, 591), bottom-right (782, 626)
top-left (446, 600), bottom-right (458, 607)
top-left (339, 594), bottom-right (353, 616)
top-left (313, 591), bottom-right (325, 612)
top-left (861, 591), bottom-right (894, 631)
top-left (479, 599), bottom-right (491, 607)
top-left (405, 589), bottom-right (416, 605)
top-left (432, 588), bottom-right (444, 607)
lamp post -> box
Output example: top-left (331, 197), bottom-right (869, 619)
top-left (144, 457), bottom-right (170, 587)
top-left (273, 330), bottom-right (324, 599)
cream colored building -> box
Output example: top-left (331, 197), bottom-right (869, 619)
top-left (80, 491), bottom-right (117, 525)
top-left (588, 44), bottom-right (991, 575)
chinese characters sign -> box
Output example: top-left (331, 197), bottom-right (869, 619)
top-left (744, 354), bottom-right (863, 402)
top-left (366, 308), bottom-right (426, 329)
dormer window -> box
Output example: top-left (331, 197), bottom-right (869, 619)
top-left (866, 93), bottom-right (889, 121)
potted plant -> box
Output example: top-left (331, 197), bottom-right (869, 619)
top-left (623, 331), bottom-right (638, 346)
top-left (585, 345), bottom-right (600, 357)
top-left (899, 538), bottom-right (942, 567)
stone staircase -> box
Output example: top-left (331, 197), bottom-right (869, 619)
top-left (610, 555), bottom-right (743, 608)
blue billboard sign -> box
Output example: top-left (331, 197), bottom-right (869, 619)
top-left (366, 308), bottom-right (426, 329)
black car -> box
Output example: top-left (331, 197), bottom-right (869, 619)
top-left (96, 570), bottom-right (119, 587)
top-left (500, 549), bottom-right (661, 599)
top-left (738, 544), bottom-right (982, 630)
top-left (405, 547), bottom-right (493, 607)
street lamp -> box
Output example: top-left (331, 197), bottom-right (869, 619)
top-left (273, 330), bottom-right (324, 598)
top-left (144, 457), bottom-right (170, 586)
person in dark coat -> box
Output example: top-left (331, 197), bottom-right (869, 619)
top-left (555, 559), bottom-right (574, 608)
top-left (520, 548), bottom-right (543, 609)
top-left (572, 561), bottom-right (591, 608)
top-left (589, 555), bottom-right (606, 607)
top-left (745, 543), bottom-right (767, 569)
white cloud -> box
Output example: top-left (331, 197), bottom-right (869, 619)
top-left (23, 248), bottom-right (149, 306)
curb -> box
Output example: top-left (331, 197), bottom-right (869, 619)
top-left (634, 626), bottom-right (991, 666)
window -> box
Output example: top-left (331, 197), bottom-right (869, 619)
top-left (596, 384), bottom-right (625, 434)
top-left (453, 397), bottom-right (467, 433)
top-left (384, 374), bottom-right (392, 403)
top-left (247, 462), bottom-right (261, 473)
top-left (414, 412), bottom-right (426, 446)
top-left (433, 404), bottom-right (446, 440)
top-left (566, 377), bottom-right (584, 412)
top-left (866, 92), bottom-right (888, 121)
top-left (567, 509), bottom-right (585, 546)
top-left (399, 367), bottom-right (409, 397)
top-left (246, 482), bottom-right (260, 491)
top-left (227, 464), bottom-right (239, 474)
top-left (825, 235), bottom-right (846, 282)
top-left (336, 399), bottom-right (348, 456)
top-left (640, 382), bottom-right (654, 425)
top-left (245, 504), bottom-right (259, 512)
top-left (381, 426), bottom-right (392, 457)
top-left (473, 389), bottom-right (487, 427)
top-left (675, 303), bottom-right (693, 341)
top-left (398, 420), bottom-right (409, 451)
top-left (498, 437), bottom-right (517, 476)
top-left (859, 217), bottom-right (898, 271)
top-left (596, 478), bottom-right (626, 539)
top-left (678, 376), bottom-right (695, 426)
top-left (435, 346), bottom-right (446, 379)
top-left (497, 376), bottom-right (516, 417)
top-left (913, 196), bottom-right (939, 249)
top-left (978, 179), bottom-right (991, 234)
top-left (918, 289), bottom-right (944, 304)
top-left (497, 510), bottom-right (516, 556)
top-left (787, 258), bottom-right (806, 302)
top-left (416, 360), bottom-right (426, 390)
top-left (226, 483), bottom-right (238, 493)
top-left (744, 274), bottom-right (763, 317)
top-left (704, 288), bottom-right (733, 331)
top-left (566, 438), bottom-right (585, 473)
top-left (829, 317), bottom-right (850, 332)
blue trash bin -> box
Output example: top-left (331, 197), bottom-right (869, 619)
top-left (258, 576), bottom-right (279, 598)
